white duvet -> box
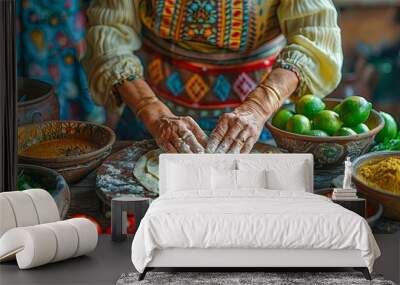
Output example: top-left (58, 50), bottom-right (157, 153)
top-left (131, 190), bottom-right (380, 273)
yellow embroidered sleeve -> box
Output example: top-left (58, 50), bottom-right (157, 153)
top-left (81, 0), bottom-right (143, 112)
top-left (276, 0), bottom-right (343, 98)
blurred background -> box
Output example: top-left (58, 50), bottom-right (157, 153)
top-left (16, 0), bottom-right (400, 125)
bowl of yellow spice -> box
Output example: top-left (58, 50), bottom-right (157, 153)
top-left (352, 151), bottom-right (400, 220)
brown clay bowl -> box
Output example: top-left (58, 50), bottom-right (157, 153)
top-left (266, 99), bottom-right (384, 169)
top-left (352, 151), bottom-right (400, 220)
top-left (18, 120), bottom-right (115, 183)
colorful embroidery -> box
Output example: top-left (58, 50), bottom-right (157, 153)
top-left (148, 58), bottom-right (164, 85)
top-left (158, 0), bottom-right (177, 38)
top-left (233, 72), bottom-right (257, 101)
top-left (166, 72), bottom-right (184, 96)
top-left (139, 0), bottom-right (281, 52)
top-left (185, 74), bottom-right (210, 102)
top-left (182, 0), bottom-right (218, 43)
top-left (213, 75), bottom-right (231, 102)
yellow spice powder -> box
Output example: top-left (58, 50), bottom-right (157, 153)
top-left (358, 157), bottom-right (400, 194)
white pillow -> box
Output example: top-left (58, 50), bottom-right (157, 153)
top-left (266, 167), bottom-right (307, 191)
top-left (212, 168), bottom-right (237, 190)
top-left (237, 159), bottom-right (309, 192)
top-left (236, 169), bottom-right (267, 189)
top-left (167, 163), bottom-right (212, 191)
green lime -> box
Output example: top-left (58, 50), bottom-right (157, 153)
top-left (352, 123), bottom-right (370, 134)
top-left (313, 110), bottom-right (343, 136)
top-left (338, 96), bottom-right (372, 127)
top-left (336, 127), bottom-right (357, 136)
top-left (375, 112), bottom-right (398, 143)
top-left (272, 108), bottom-right (294, 130)
top-left (332, 103), bottom-right (341, 114)
top-left (304, 129), bottom-right (329, 137)
top-left (286, 114), bottom-right (311, 134)
top-left (295, 95), bottom-right (326, 119)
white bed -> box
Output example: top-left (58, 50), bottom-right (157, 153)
top-left (131, 154), bottom-right (380, 280)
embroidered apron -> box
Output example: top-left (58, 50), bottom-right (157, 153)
top-left (116, 0), bottom-right (285, 141)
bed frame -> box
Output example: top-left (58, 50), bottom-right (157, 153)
top-left (138, 154), bottom-right (372, 281)
top-left (139, 248), bottom-right (371, 280)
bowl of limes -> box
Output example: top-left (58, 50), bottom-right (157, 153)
top-left (266, 96), bottom-right (384, 169)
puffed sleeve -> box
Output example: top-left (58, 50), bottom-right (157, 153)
top-left (81, 0), bottom-right (143, 111)
top-left (276, 0), bottom-right (343, 98)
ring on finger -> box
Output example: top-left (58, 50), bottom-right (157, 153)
top-left (181, 131), bottom-right (192, 141)
top-left (236, 135), bottom-right (247, 144)
top-left (177, 138), bottom-right (185, 147)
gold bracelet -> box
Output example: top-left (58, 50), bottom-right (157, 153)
top-left (258, 83), bottom-right (282, 103)
top-left (255, 86), bottom-right (279, 112)
top-left (135, 97), bottom-right (159, 119)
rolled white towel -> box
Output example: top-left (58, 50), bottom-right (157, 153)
top-left (0, 218), bottom-right (98, 269)
top-left (0, 196), bottom-right (17, 237)
top-left (0, 189), bottom-right (60, 238)
top-left (0, 191), bottom-right (39, 228)
top-left (65, 218), bottom-right (98, 257)
top-left (23, 189), bottom-right (60, 223)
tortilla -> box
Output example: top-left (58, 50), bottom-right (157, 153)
top-left (133, 149), bottom-right (163, 194)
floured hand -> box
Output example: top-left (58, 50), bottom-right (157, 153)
top-left (153, 116), bottom-right (208, 153)
top-left (206, 109), bottom-right (266, 154)
top-left (206, 87), bottom-right (278, 154)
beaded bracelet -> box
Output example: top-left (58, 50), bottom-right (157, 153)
top-left (273, 58), bottom-right (305, 98)
top-left (113, 74), bottom-right (142, 93)
top-left (111, 73), bottom-right (144, 106)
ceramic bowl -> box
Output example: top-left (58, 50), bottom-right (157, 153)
top-left (17, 77), bottom-right (59, 126)
top-left (266, 99), bottom-right (384, 169)
top-left (352, 151), bottom-right (400, 220)
top-left (18, 120), bottom-right (115, 183)
top-left (17, 164), bottom-right (70, 219)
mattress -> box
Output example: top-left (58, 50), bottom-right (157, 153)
top-left (131, 190), bottom-right (380, 273)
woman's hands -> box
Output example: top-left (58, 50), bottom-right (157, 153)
top-left (117, 68), bottom-right (298, 154)
top-left (117, 79), bottom-right (207, 153)
top-left (151, 115), bottom-right (208, 153)
top-left (206, 68), bottom-right (299, 153)
top-left (206, 87), bottom-right (274, 154)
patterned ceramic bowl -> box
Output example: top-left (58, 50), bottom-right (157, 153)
top-left (18, 120), bottom-right (115, 183)
top-left (352, 151), bottom-right (400, 220)
top-left (266, 99), bottom-right (384, 169)
top-left (17, 164), bottom-right (70, 219)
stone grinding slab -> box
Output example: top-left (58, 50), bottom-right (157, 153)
top-left (96, 140), bottom-right (159, 207)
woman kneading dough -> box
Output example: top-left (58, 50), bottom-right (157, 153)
top-left (82, 0), bottom-right (342, 153)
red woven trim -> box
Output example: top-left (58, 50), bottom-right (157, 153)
top-left (169, 56), bottom-right (277, 75)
